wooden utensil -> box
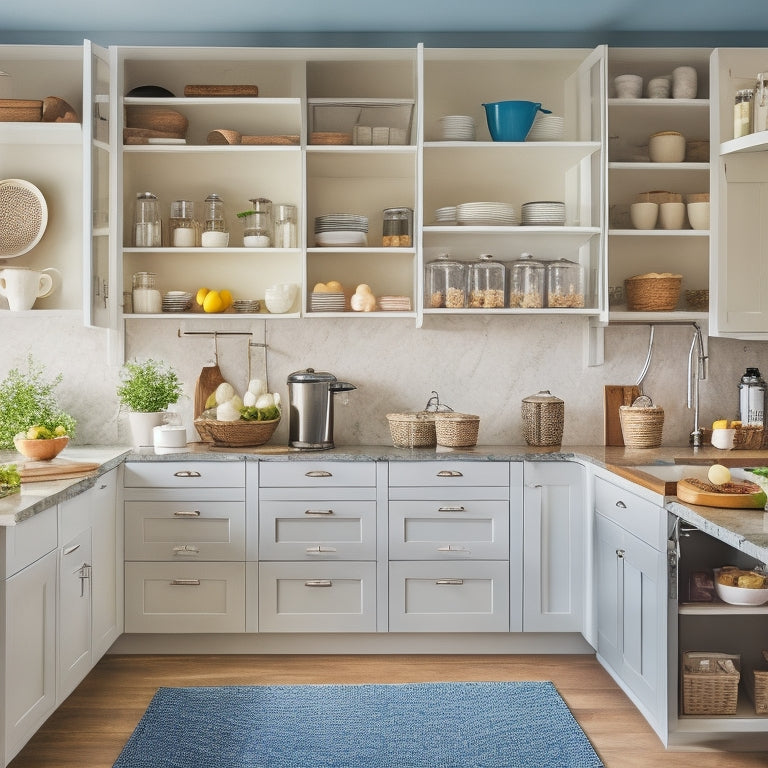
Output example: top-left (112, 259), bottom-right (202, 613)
top-left (19, 459), bottom-right (100, 483)
top-left (125, 105), bottom-right (188, 135)
top-left (193, 335), bottom-right (227, 419)
top-left (676, 478), bottom-right (766, 509)
top-left (41, 96), bottom-right (78, 123)
top-left (603, 385), bottom-right (640, 446)
top-left (0, 98), bottom-right (42, 121)
top-left (184, 84), bottom-right (259, 97)
top-left (123, 127), bottom-right (187, 144)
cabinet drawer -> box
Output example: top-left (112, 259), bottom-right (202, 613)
top-left (259, 501), bottom-right (376, 561)
top-left (388, 461), bottom-right (509, 488)
top-left (124, 562), bottom-right (245, 633)
top-left (123, 461), bottom-right (245, 489)
top-left (389, 561), bottom-right (509, 632)
top-left (258, 562), bottom-right (376, 632)
top-left (389, 500), bottom-right (509, 560)
top-left (124, 501), bottom-right (245, 561)
top-left (259, 461), bottom-right (376, 488)
top-left (2, 505), bottom-right (57, 578)
top-left (595, 476), bottom-right (665, 551)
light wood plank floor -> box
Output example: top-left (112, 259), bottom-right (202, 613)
top-left (8, 654), bottom-right (768, 767)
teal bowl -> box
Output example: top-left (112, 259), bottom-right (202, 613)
top-left (482, 100), bottom-right (551, 142)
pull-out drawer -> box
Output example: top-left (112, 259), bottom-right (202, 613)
top-left (259, 501), bottom-right (376, 561)
top-left (124, 562), bottom-right (245, 633)
top-left (389, 561), bottom-right (510, 632)
top-left (258, 562), bottom-right (376, 632)
top-left (124, 501), bottom-right (246, 561)
top-left (123, 461), bottom-right (245, 489)
top-left (388, 461), bottom-right (511, 488)
top-left (388, 500), bottom-right (509, 560)
top-left (260, 461), bottom-right (376, 488)
top-left (594, 475), bottom-right (665, 551)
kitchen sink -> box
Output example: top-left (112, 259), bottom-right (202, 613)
top-left (625, 464), bottom-right (710, 482)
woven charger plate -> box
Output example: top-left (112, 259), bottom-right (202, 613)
top-left (0, 179), bottom-right (48, 258)
top-left (194, 417), bottom-right (279, 447)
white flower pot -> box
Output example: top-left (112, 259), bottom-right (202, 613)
top-left (128, 411), bottom-right (165, 447)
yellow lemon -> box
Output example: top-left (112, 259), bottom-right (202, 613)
top-left (220, 289), bottom-right (233, 309)
top-left (712, 419), bottom-right (729, 430)
top-left (196, 287), bottom-right (209, 306)
top-left (202, 290), bottom-right (224, 313)
top-left (708, 464), bottom-right (731, 485)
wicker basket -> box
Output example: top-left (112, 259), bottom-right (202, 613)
top-left (746, 650), bottom-right (768, 714)
top-left (386, 412), bottom-right (437, 448)
top-left (434, 413), bottom-right (480, 448)
top-left (625, 274), bottom-right (682, 311)
top-left (619, 405), bottom-right (664, 448)
top-left (733, 425), bottom-right (766, 450)
top-left (194, 417), bottom-right (280, 447)
top-left (521, 391), bottom-right (565, 447)
top-left (681, 651), bottom-right (740, 715)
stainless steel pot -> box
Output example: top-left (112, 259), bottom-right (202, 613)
top-left (287, 368), bottom-right (356, 449)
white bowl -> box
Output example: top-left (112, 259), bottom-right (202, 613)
top-left (649, 131), bottom-right (686, 162)
top-left (659, 201), bottom-right (686, 230)
top-left (264, 283), bottom-right (297, 314)
top-left (614, 74), bottom-right (643, 99)
top-left (201, 230), bottom-right (229, 248)
top-left (646, 76), bottom-right (671, 99)
top-left (714, 569), bottom-right (768, 606)
top-left (630, 202), bottom-right (659, 230)
top-left (687, 201), bottom-right (710, 230)
top-left (711, 428), bottom-right (736, 449)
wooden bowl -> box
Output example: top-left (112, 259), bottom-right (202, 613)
top-left (14, 436), bottom-right (69, 461)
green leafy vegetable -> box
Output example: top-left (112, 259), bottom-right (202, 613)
top-left (0, 464), bottom-right (20, 488)
top-left (240, 404), bottom-right (280, 422)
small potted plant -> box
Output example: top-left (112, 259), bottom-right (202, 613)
top-left (117, 359), bottom-right (182, 447)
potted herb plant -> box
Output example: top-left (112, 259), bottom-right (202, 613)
top-left (117, 359), bottom-right (182, 447)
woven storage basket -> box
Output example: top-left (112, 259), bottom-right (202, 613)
top-left (194, 418), bottom-right (279, 447)
top-left (682, 651), bottom-right (740, 715)
top-left (386, 412), bottom-right (437, 448)
top-left (619, 405), bottom-right (664, 448)
top-left (746, 650), bottom-right (768, 714)
top-left (434, 412), bottom-right (480, 448)
top-left (625, 274), bottom-right (682, 311)
top-left (733, 425), bottom-right (766, 450)
top-left (521, 390), bottom-right (564, 447)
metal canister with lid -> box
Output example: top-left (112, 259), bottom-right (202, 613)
top-left (467, 253), bottom-right (506, 308)
top-left (424, 254), bottom-right (467, 308)
top-left (546, 258), bottom-right (585, 308)
top-left (739, 367), bottom-right (766, 426)
top-left (521, 390), bottom-right (565, 446)
top-left (508, 253), bottom-right (545, 308)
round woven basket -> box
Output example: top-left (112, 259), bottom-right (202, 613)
top-left (625, 274), bottom-right (682, 312)
top-left (619, 406), bottom-right (664, 448)
top-left (521, 391), bottom-right (564, 447)
top-left (194, 418), bottom-right (279, 447)
top-left (434, 412), bottom-right (480, 448)
top-left (386, 412), bottom-right (437, 448)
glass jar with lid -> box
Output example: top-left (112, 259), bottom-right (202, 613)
top-left (734, 88), bottom-right (754, 138)
top-left (467, 253), bottom-right (506, 308)
top-left (382, 207), bottom-right (413, 247)
top-left (203, 193), bottom-right (226, 232)
top-left (508, 253), bottom-right (545, 308)
top-left (546, 258), bottom-right (585, 308)
top-left (273, 203), bottom-right (298, 248)
top-left (169, 200), bottom-right (198, 247)
top-left (241, 197), bottom-right (273, 247)
top-left (424, 254), bottom-right (467, 309)
top-left (133, 192), bottom-right (161, 247)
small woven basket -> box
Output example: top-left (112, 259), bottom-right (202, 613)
top-left (733, 425), bottom-right (765, 450)
top-left (619, 405), bottom-right (664, 448)
top-left (386, 412), bottom-right (437, 448)
top-left (194, 418), bottom-right (280, 447)
top-left (746, 650), bottom-right (768, 715)
top-left (625, 274), bottom-right (682, 311)
top-left (434, 412), bottom-right (480, 448)
top-left (681, 651), bottom-right (740, 715)
top-left (521, 391), bottom-right (565, 447)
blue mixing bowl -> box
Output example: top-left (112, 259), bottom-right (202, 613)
top-left (482, 101), bottom-right (551, 142)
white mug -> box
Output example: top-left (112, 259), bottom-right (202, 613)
top-left (0, 267), bottom-right (59, 311)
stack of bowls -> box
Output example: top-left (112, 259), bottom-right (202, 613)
top-left (161, 291), bottom-right (193, 312)
top-left (310, 292), bottom-right (345, 312)
top-left (314, 214), bottom-right (368, 247)
top-left (527, 114), bottom-right (565, 141)
top-left (437, 115), bottom-right (475, 141)
top-left (233, 299), bottom-right (260, 313)
top-left (456, 202), bottom-right (517, 226)
top-left (433, 206), bottom-right (457, 225)
top-left (521, 201), bottom-right (566, 226)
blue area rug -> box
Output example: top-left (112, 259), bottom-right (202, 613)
top-left (113, 680), bottom-right (603, 768)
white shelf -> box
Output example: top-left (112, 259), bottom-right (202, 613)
top-left (0, 123), bottom-right (81, 145)
top-left (609, 311), bottom-right (708, 323)
top-left (423, 307), bottom-right (598, 316)
top-left (720, 131), bottom-right (768, 155)
top-left (609, 229), bottom-right (709, 237)
top-left (608, 98), bottom-right (710, 109)
top-left (609, 162), bottom-right (709, 171)
top-left (679, 600), bottom-right (768, 616)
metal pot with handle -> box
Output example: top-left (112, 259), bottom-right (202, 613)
top-left (287, 368), bottom-right (356, 449)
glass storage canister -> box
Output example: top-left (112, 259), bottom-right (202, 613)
top-left (508, 253), bottom-right (545, 308)
top-left (131, 272), bottom-right (162, 314)
top-left (273, 203), bottom-right (298, 248)
top-left (546, 257), bottom-right (585, 308)
top-left (754, 73), bottom-right (768, 134)
top-left (169, 200), bottom-right (198, 247)
top-left (382, 206), bottom-right (413, 247)
top-left (424, 254), bottom-right (467, 309)
top-left (521, 390), bottom-right (565, 447)
top-left (734, 88), bottom-right (754, 139)
top-left (467, 253), bottom-right (506, 308)
top-left (203, 193), bottom-right (226, 232)
top-left (133, 192), bottom-right (161, 247)
top-left (241, 197), bottom-right (273, 247)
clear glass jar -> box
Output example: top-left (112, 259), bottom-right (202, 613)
top-left (508, 253), bottom-right (545, 308)
top-left (203, 193), bottom-right (226, 232)
top-left (242, 197), bottom-right (273, 247)
top-left (734, 89), bottom-right (754, 138)
top-left (169, 200), bottom-right (198, 247)
top-left (273, 203), bottom-right (298, 248)
top-left (382, 207), bottom-right (413, 247)
top-left (546, 258), bottom-right (585, 308)
top-left (754, 74), bottom-right (768, 134)
top-left (467, 253), bottom-right (506, 308)
top-left (133, 192), bottom-right (161, 247)
top-left (424, 254), bottom-right (467, 309)
top-left (131, 271), bottom-right (161, 314)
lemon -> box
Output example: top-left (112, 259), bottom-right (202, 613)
top-left (220, 289), bottom-right (233, 309)
top-left (196, 287), bottom-right (210, 306)
top-left (712, 419), bottom-right (729, 430)
top-left (203, 290), bottom-right (224, 313)
top-left (708, 464), bottom-right (732, 485)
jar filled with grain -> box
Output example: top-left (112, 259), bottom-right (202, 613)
top-left (546, 258), bottom-right (585, 308)
top-left (467, 253), bottom-right (506, 308)
top-left (734, 89), bottom-right (754, 138)
top-left (382, 207), bottom-right (413, 247)
top-left (508, 253), bottom-right (545, 308)
top-left (424, 254), bottom-right (467, 309)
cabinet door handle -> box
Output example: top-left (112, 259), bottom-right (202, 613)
top-left (436, 470), bottom-right (463, 478)
top-left (616, 549), bottom-right (625, 559)
top-left (435, 578), bottom-right (464, 586)
top-left (63, 543), bottom-right (81, 556)
top-left (173, 510), bottom-right (201, 517)
top-left (306, 545), bottom-right (338, 553)
top-left (173, 545), bottom-right (200, 555)
top-left (615, 500), bottom-right (627, 509)
top-left (173, 470), bottom-right (202, 478)
top-left (78, 564), bottom-right (91, 597)
top-left (437, 544), bottom-right (468, 552)
top-left (170, 579), bottom-right (201, 586)
top-left (305, 470), bottom-right (332, 478)
top-left (437, 506), bottom-right (465, 512)
top-left (305, 509), bottom-right (334, 516)
top-left (304, 579), bottom-right (333, 587)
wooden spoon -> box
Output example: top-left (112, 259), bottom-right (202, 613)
top-left (42, 96), bottom-right (78, 123)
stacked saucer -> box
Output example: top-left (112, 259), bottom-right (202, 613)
top-left (527, 114), bottom-right (565, 141)
top-left (161, 291), bottom-right (193, 312)
top-left (433, 206), bottom-right (457, 225)
top-left (233, 299), bottom-right (261, 313)
top-left (378, 295), bottom-right (412, 311)
top-left (456, 201), bottom-right (518, 226)
top-left (437, 115), bottom-right (476, 141)
top-left (521, 201), bottom-right (566, 226)
top-left (314, 213), bottom-right (368, 247)
top-left (310, 292), bottom-right (346, 312)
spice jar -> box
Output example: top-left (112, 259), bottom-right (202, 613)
top-left (203, 193), bottom-right (226, 232)
top-left (467, 253), bottom-right (506, 308)
top-left (169, 200), bottom-right (198, 247)
top-left (546, 258), bottom-right (585, 308)
top-left (734, 89), bottom-right (754, 138)
top-left (133, 192), bottom-right (161, 247)
top-left (242, 197), bottom-right (273, 247)
top-left (131, 272), bottom-right (161, 314)
top-left (508, 253), bottom-right (545, 308)
top-left (273, 204), bottom-right (298, 248)
top-left (382, 207), bottom-right (413, 247)
top-left (521, 390), bottom-right (565, 447)
top-left (424, 254), bottom-right (467, 309)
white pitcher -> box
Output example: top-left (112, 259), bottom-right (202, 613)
top-left (0, 267), bottom-right (59, 311)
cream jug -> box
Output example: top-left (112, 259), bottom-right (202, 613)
top-left (0, 267), bottom-right (59, 311)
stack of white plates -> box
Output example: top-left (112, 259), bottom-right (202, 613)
top-left (310, 292), bottom-right (346, 312)
top-left (314, 214), bottom-right (368, 247)
top-left (433, 206), bottom-right (457, 225)
top-left (233, 299), bottom-right (260, 313)
top-left (521, 201), bottom-right (566, 226)
top-left (456, 202), bottom-right (518, 226)
top-left (161, 291), bottom-right (193, 312)
top-left (378, 295), bottom-right (412, 311)
top-left (437, 115), bottom-right (476, 141)
top-left (527, 114), bottom-right (565, 141)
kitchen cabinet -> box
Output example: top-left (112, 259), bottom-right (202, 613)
top-left (605, 48), bottom-right (712, 323)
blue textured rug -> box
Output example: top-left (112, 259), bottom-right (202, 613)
top-left (113, 681), bottom-right (603, 768)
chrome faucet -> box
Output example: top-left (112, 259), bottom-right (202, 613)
top-left (687, 322), bottom-right (708, 447)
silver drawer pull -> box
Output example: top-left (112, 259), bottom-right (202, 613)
top-left (304, 579), bottom-right (333, 587)
top-left (62, 543), bottom-right (81, 556)
top-left (173, 545), bottom-right (200, 555)
top-left (436, 578), bottom-right (464, 586)
top-left (437, 470), bottom-right (463, 478)
top-left (437, 506), bottom-right (465, 512)
top-left (305, 509), bottom-right (334, 516)
top-left (305, 470), bottom-right (332, 478)
top-left (306, 545), bottom-right (338, 553)
top-left (437, 544), bottom-right (467, 552)
top-left (170, 579), bottom-right (201, 586)
top-left (616, 549), bottom-right (626, 559)
top-left (173, 510), bottom-right (201, 517)
top-left (173, 470), bottom-right (202, 478)
top-left (615, 500), bottom-right (627, 509)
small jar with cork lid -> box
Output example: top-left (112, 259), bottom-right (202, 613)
top-left (169, 200), bottom-right (198, 247)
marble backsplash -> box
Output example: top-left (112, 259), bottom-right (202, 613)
top-left (1, 312), bottom-right (766, 448)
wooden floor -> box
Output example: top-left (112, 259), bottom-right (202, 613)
top-left (8, 653), bottom-right (768, 767)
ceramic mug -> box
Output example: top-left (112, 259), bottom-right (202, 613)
top-left (659, 202), bottom-right (686, 230)
top-left (630, 202), bottom-right (659, 230)
top-left (0, 267), bottom-right (59, 311)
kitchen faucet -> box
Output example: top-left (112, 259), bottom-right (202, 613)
top-left (687, 322), bottom-right (708, 447)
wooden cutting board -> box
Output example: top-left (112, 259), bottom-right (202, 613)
top-left (676, 478), bottom-right (767, 509)
top-left (603, 385), bottom-right (640, 446)
top-left (194, 363), bottom-right (227, 419)
top-left (19, 459), bottom-right (100, 483)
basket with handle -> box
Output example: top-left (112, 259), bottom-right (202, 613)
top-left (619, 404), bottom-right (664, 448)
top-left (681, 651), bottom-right (740, 715)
